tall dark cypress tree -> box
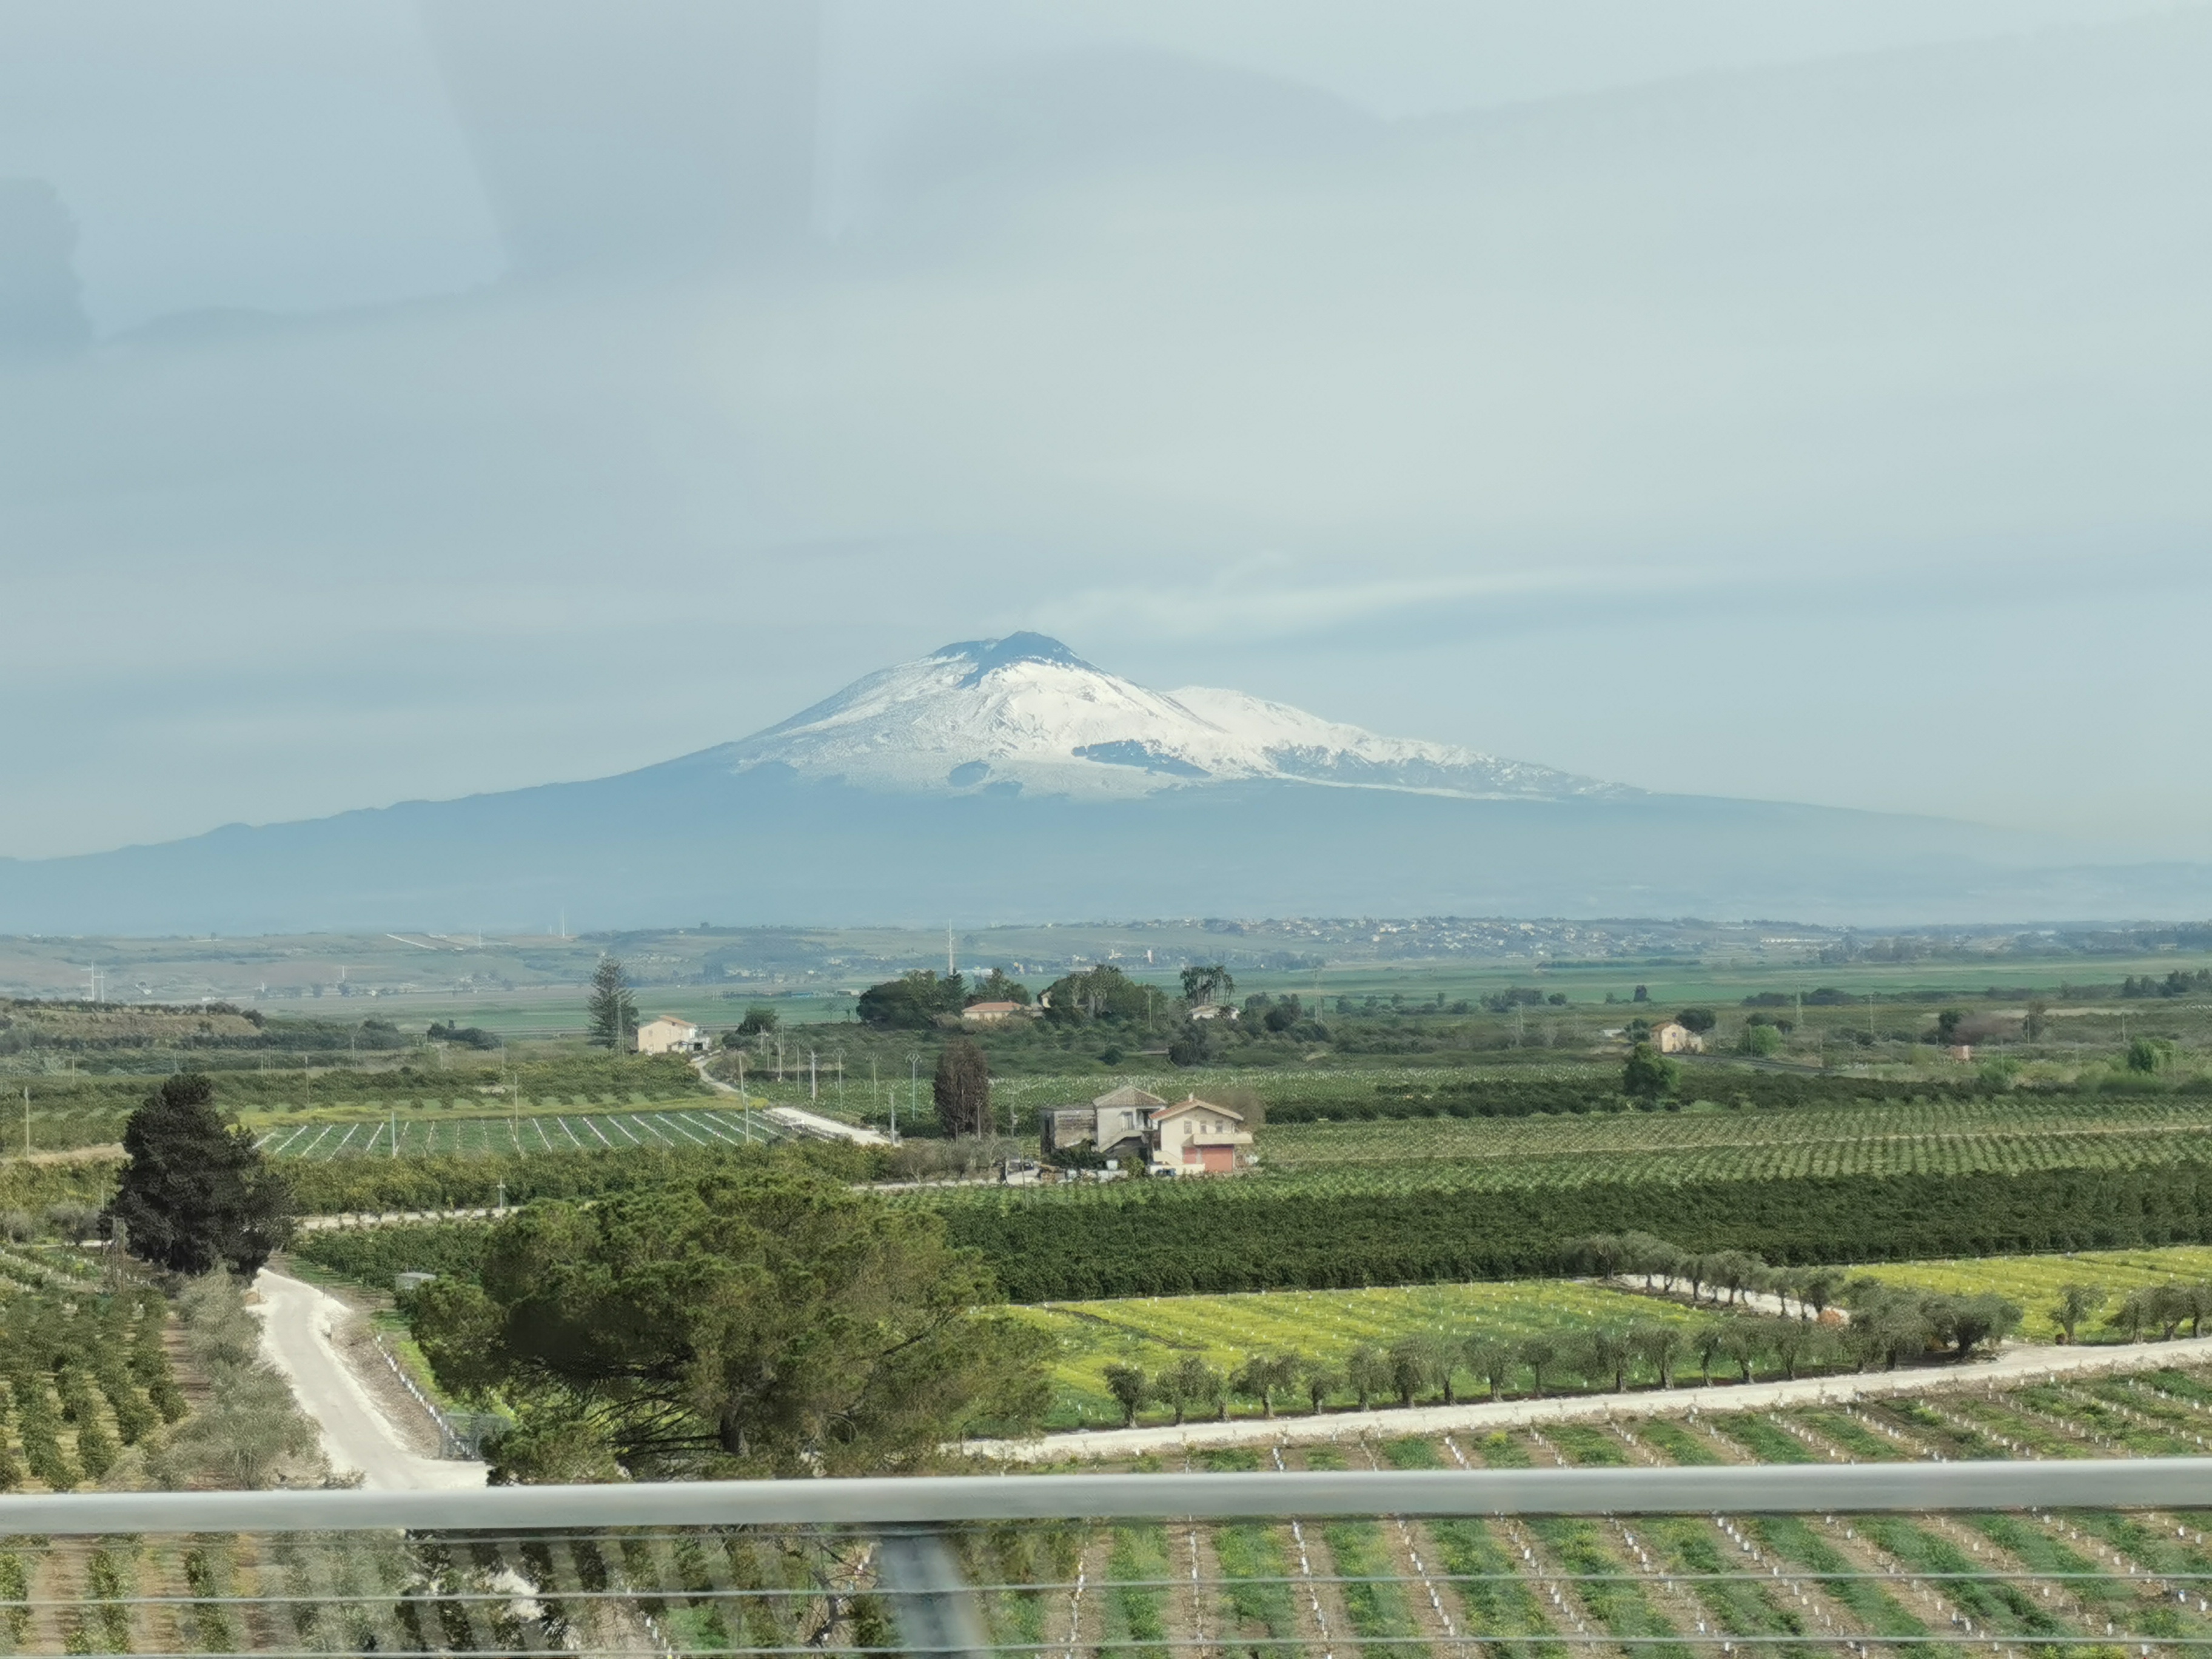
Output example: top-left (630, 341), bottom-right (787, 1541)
top-left (932, 1038), bottom-right (992, 1138)
top-left (107, 1074), bottom-right (293, 1276)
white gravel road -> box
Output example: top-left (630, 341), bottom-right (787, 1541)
top-left (252, 1269), bottom-right (486, 1492)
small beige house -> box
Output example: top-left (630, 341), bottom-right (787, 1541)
top-left (961, 1000), bottom-right (1032, 1025)
top-left (635, 1014), bottom-right (708, 1056)
top-left (1652, 1021), bottom-right (1705, 1055)
top-left (1148, 1094), bottom-right (1253, 1176)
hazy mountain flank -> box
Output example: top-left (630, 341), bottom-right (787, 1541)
top-left (3, 636), bottom-right (2207, 934)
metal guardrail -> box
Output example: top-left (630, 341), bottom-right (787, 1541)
top-left (2, 1463), bottom-right (2211, 1657)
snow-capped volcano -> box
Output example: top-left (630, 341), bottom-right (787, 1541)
top-left (677, 633), bottom-right (1629, 802)
top-left (10, 629), bottom-right (2200, 935)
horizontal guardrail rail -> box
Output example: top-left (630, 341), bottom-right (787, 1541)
top-left (5, 1459), bottom-right (2212, 1534)
top-left (4, 1463), bottom-right (2211, 1658)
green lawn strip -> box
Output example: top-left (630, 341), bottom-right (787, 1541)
top-left (1855, 1517), bottom-right (2060, 1637)
top-left (1469, 1432), bottom-right (1532, 1470)
top-left (1631, 1418), bottom-right (1723, 1466)
top-left (971, 1523), bottom-right (1075, 1655)
top-left (1425, 1520), bottom-right (1565, 1659)
top-left (1744, 1515), bottom-right (1932, 1643)
top-left (1378, 1433), bottom-right (1564, 1659)
top-left (1540, 1424), bottom-right (1631, 1467)
top-left (2144, 1369), bottom-right (2212, 1410)
top-left (1301, 1446), bottom-right (1428, 1659)
top-left (1521, 1519), bottom-right (1687, 1659)
top-left (2062, 1511), bottom-right (2212, 1632)
top-left (1654, 1415), bottom-right (1893, 1654)
top-left (2077, 1508), bottom-right (2212, 1577)
top-left (2080, 1378), bottom-right (2212, 1446)
top-left (1872, 1398), bottom-right (2006, 1460)
top-left (1212, 1524), bottom-right (1304, 1659)
top-left (1102, 1524), bottom-right (1172, 1659)
top-left (1638, 1517), bottom-right (1815, 1658)
top-left (1790, 1409), bottom-right (1909, 1461)
top-left (1946, 1398), bottom-right (2094, 1459)
top-left (1709, 1415), bottom-right (1815, 1464)
top-left (2039, 1387), bottom-right (2200, 1456)
top-left (1962, 1513), bottom-right (2158, 1635)
top-left (1201, 1444), bottom-right (1304, 1659)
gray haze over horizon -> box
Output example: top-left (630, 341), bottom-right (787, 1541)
top-left (3, 0), bottom-right (2207, 869)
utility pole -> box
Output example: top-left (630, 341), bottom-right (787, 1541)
top-left (947, 927), bottom-right (955, 978)
top-left (809, 1050), bottom-right (817, 1102)
top-left (907, 1052), bottom-right (919, 1141)
top-left (390, 1102), bottom-right (398, 1159)
top-left (22, 1086), bottom-right (29, 1157)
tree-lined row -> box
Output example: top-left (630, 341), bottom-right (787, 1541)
top-left (945, 1162), bottom-right (2212, 1302)
top-left (1322, 1069), bottom-right (2002, 1124)
top-left (1093, 1290), bottom-right (2021, 1428)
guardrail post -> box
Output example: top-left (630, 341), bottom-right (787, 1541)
top-left (875, 1526), bottom-right (987, 1659)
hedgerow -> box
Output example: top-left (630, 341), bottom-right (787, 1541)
top-left (940, 1162), bottom-right (2212, 1302)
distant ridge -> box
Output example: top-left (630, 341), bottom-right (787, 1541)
top-left (3, 636), bottom-right (2209, 934)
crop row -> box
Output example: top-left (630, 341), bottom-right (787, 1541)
top-left (258, 1107), bottom-right (787, 1160)
top-left (1261, 1091), bottom-right (2212, 1163)
top-left (988, 1367), bottom-right (2212, 1659)
top-left (0, 1275), bottom-right (185, 1492)
top-left (6, 1364), bottom-right (2209, 1654)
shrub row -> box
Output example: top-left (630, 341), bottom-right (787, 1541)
top-left (298, 1162), bottom-right (2212, 1312)
top-left (943, 1162), bottom-right (2212, 1302)
top-left (280, 1137), bottom-right (873, 1214)
top-left (292, 1222), bottom-right (494, 1285)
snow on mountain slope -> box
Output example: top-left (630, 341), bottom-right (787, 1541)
top-left (676, 634), bottom-right (1629, 801)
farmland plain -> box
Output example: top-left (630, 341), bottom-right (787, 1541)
top-left (1012, 1242), bottom-right (2212, 1427)
top-left (254, 1105), bottom-right (785, 1159)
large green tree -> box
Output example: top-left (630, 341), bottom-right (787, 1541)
top-left (411, 1170), bottom-right (1050, 1481)
top-left (1042, 965), bottom-right (1162, 1025)
top-left (106, 1074), bottom-right (294, 1276)
top-left (856, 971), bottom-right (965, 1030)
top-left (586, 957), bottom-right (638, 1050)
top-left (1179, 964), bottom-right (1235, 1008)
top-left (1621, 1042), bottom-right (1678, 1104)
top-left (933, 1037), bottom-right (992, 1138)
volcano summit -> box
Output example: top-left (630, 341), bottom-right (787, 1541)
top-left (2, 635), bottom-right (2205, 934)
top-left (677, 633), bottom-right (1626, 803)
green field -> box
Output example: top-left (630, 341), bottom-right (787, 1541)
top-left (0, 1246), bottom-right (184, 1493)
top-left (1862, 1245), bottom-right (2212, 1342)
top-left (905, 1093), bottom-right (2212, 1215)
top-left (1010, 1240), bottom-right (2212, 1427)
top-left (1247, 1093), bottom-right (2212, 1189)
top-left (967, 1365), bottom-right (2212, 1659)
top-left (1019, 1281), bottom-right (1706, 1427)
top-left (255, 1105), bottom-right (785, 1159)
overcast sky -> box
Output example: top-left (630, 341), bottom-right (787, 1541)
top-left (2, 0), bottom-right (2207, 865)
